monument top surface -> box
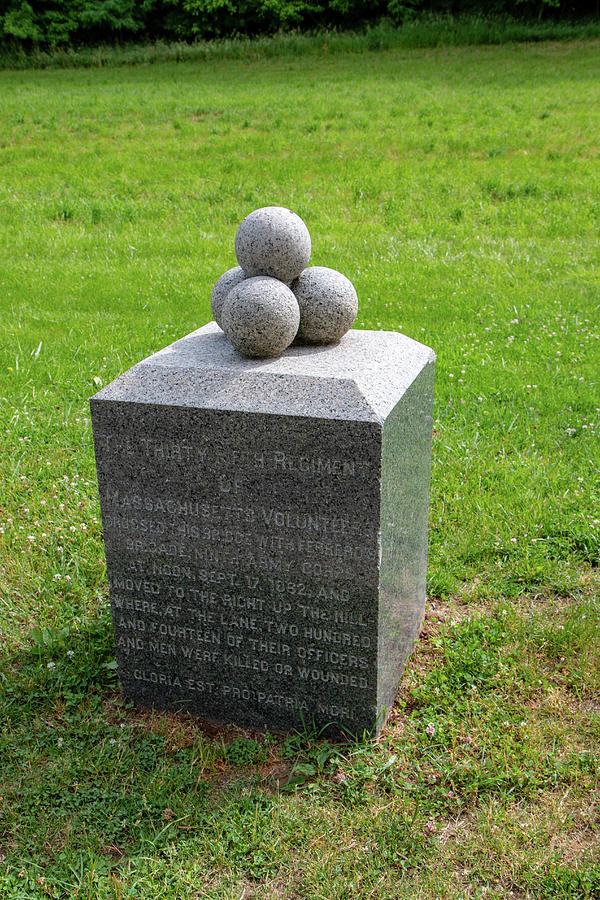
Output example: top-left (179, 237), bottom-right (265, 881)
top-left (93, 323), bottom-right (435, 424)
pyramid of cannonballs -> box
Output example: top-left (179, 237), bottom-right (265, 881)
top-left (211, 206), bottom-right (358, 359)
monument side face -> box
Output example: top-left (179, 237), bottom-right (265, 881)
top-left (90, 325), bottom-right (435, 737)
top-left (377, 360), bottom-right (435, 725)
top-left (91, 402), bottom-right (382, 735)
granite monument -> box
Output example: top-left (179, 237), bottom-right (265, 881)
top-left (91, 325), bottom-right (434, 737)
top-left (90, 207), bottom-right (435, 737)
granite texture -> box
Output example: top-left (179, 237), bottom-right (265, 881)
top-left (378, 361), bottom-right (435, 715)
top-left (91, 324), bottom-right (435, 737)
top-left (235, 207), bottom-right (311, 283)
top-left (210, 266), bottom-right (246, 329)
top-left (221, 276), bottom-right (300, 359)
top-left (292, 266), bottom-right (358, 345)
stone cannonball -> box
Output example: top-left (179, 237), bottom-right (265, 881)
top-left (221, 276), bottom-right (300, 359)
top-left (210, 266), bottom-right (246, 329)
top-left (235, 206), bottom-right (311, 283)
top-left (291, 266), bottom-right (358, 345)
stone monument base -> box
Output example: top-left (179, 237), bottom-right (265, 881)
top-left (91, 323), bottom-right (435, 738)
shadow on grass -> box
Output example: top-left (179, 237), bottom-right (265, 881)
top-left (0, 617), bottom-right (352, 891)
top-left (0, 618), bottom-right (212, 882)
top-left (3, 599), bottom-right (598, 895)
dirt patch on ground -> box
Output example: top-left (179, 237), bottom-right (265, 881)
top-left (515, 792), bottom-right (600, 864)
top-left (438, 789), bottom-right (599, 888)
top-left (102, 694), bottom-right (286, 749)
top-left (258, 760), bottom-right (295, 792)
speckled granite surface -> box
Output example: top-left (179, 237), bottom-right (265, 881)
top-left (234, 206), bottom-right (311, 282)
top-left (91, 324), bottom-right (435, 737)
top-left (210, 266), bottom-right (246, 328)
top-left (292, 266), bottom-right (358, 344)
top-left (221, 276), bottom-right (300, 359)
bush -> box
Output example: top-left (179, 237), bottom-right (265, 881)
top-left (1, 0), bottom-right (598, 49)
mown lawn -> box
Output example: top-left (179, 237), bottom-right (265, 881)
top-left (0, 39), bottom-right (598, 899)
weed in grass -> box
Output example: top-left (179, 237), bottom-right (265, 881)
top-left (224, 737), bottom-right (270, 767)
top-left (531, 862), bottom-right (600, 899)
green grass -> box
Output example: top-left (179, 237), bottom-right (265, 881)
top-left (3, 16), bottom-right (600, 70)
top-left (0, 38), bottom-right (599, 898)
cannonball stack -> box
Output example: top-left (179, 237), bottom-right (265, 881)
top-left (211, 206), bottom-right (358, 359)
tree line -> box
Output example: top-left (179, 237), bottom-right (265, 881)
top-left (1, 0), bottom-right (597, 48)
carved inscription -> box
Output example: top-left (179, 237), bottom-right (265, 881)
top-left (130, 669), bottom-right (351, 719)
top-left (112, 581), bottom-right (373, 668)
top-left (95, 435), bottom-right (371, 480)
top-left (97, 423), bottom-right (378, 726)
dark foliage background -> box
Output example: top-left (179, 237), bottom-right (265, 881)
top-left (0, 0), bottom-right (598, 48)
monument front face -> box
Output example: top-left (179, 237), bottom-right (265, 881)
top-left (91, 324), bottom-right (434, 737)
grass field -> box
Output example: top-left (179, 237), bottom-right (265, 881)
top-left (0, 38), bottom-right (599, 899)
top-left (4, 17), bottom-right (600, 70)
